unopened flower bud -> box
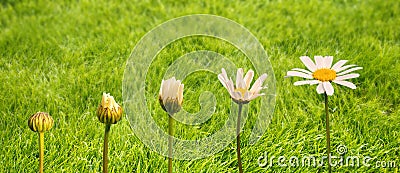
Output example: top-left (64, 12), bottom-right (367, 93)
top-left (28, 112), bottom-right (54, 133)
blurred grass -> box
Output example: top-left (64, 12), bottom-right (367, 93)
top-left (1, 0), bottom-right (399, 172)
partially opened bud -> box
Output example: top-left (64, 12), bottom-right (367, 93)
top-left (97, 93), bottom-right (123, 124)
top-left (28, 112), bottom-right (54, 133)
top-left (159, 77), bottom-right (184, 115)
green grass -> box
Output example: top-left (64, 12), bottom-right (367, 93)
top-left (1, 0), bottom-right (399, 172)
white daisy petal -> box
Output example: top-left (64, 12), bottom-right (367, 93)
top-left (222, 81), bottom-right (232, 94)
top-left (291, 68), bottom-right (312, 74)
top-left (294, 80), bottom-right (320, 86)
top-left (331, 60), bottom-right (348, 71)
top-left (286, 71), bottom-right (313, 79)
top-left (249, 93), bottom-right (265, 101)
top-left (221, 68), bottom-right (229, 81)
top-left (300, 56), bottom-right (317, 72)
top-left (164, 80), bottom-right (171, 98)
top-left (250, 74), bottom-right (268, 93)
top-left (233, 91), bottom-right (242, 100)
top-left (316, 83), bottom-right (325, 94)
top-left (324, 56), bottom-right (333, 68)
top-left (236, 68), bottom-right (244, 88)
top-left (336, 64), bottom-right (357, 72)
top-left (227, 79), bottom-right (235, 94)
top-left (244, 91), bottom-right (251, 100)
top-left (228, 91), bottom-right (236, 99)
top-left (240, 79), bottom-right (246, 89)
top-left (314, 56), bottom-right (324, 69)
top-left (335, 73), bottom-right (360, 80)
top-left (178, 84), bottom-right (184, 103)
top-left (337, 67), bottom-right (363, 76)
top-left (250, 86), bottom-right (264, 94)
top-left (333, 80), bottom-right (357, 89)
top-left (225, 85), bottom-right (234, 97)
top-left (323, 82), bottom-right (334, 96)
top-left (160, 80), bottom-right (165, 95)
top-left (218, 74), bottom-right (228, 88)
top-left (243, 70), bottom-right (254, 89)
top-left (170, 78), bottom-right (178, 97)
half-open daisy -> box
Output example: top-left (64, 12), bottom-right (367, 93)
top-left (159, 77), bottom-right (184, 115)
top-left (218, 68), bottom-right (267, 104)
top-left (286, 56), bottom-right (362, 96)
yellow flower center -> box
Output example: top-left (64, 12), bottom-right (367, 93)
top-left (312, 68), bottom-right (337, 82)
top-left (234, 88), bottom-right (247, 97)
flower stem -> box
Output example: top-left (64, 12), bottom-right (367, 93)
top-left (103, 124), bottom-right (111, 173)
top-left (325, 93), bottom-right (331, 173)
top-left (236, 103), bottom-right (243, 173)
top-left (168, 115), bottom-right (174, 173)
top-left (38, 132), bottom-right (44, 173)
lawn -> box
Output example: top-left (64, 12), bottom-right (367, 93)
top-left (1, 0), bottom-right (399, 172)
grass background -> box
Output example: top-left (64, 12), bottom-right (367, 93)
top-left (1, 0), bottom-right (399, 172)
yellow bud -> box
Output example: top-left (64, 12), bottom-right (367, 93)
top-left (97, 93), bottom-right (123, 124)
top-left (28, 112), bottom-right (54, 133)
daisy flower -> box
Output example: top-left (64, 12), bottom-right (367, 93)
top-left (218, 67), bottom-right (267, 173)
top-left (95, 93), bottom-right (123, 173)
top-left (97, 93), bottom-right (123, 124)
top-left (286, 56), bottom-right (362, 96)
top-left (159, 77), bottom-right (184, 115)
top-left (158, 77), bottom-right (184, 173)
top-left (218, 68), bottom-right (267, 104)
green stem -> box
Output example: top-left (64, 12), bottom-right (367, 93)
top-left (325, 93), bottom-right (331, 173)
top-left (103, 124), bottom-right (111, 173)
top-left (39, 132), bottom-right (44, 173)
top-left (236, 103), bottom-right (243, 173)
top-left (168, 115), bottom-right (174, 173)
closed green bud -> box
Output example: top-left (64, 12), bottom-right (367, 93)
top-left (28, 112), bottom-right (54, 133)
